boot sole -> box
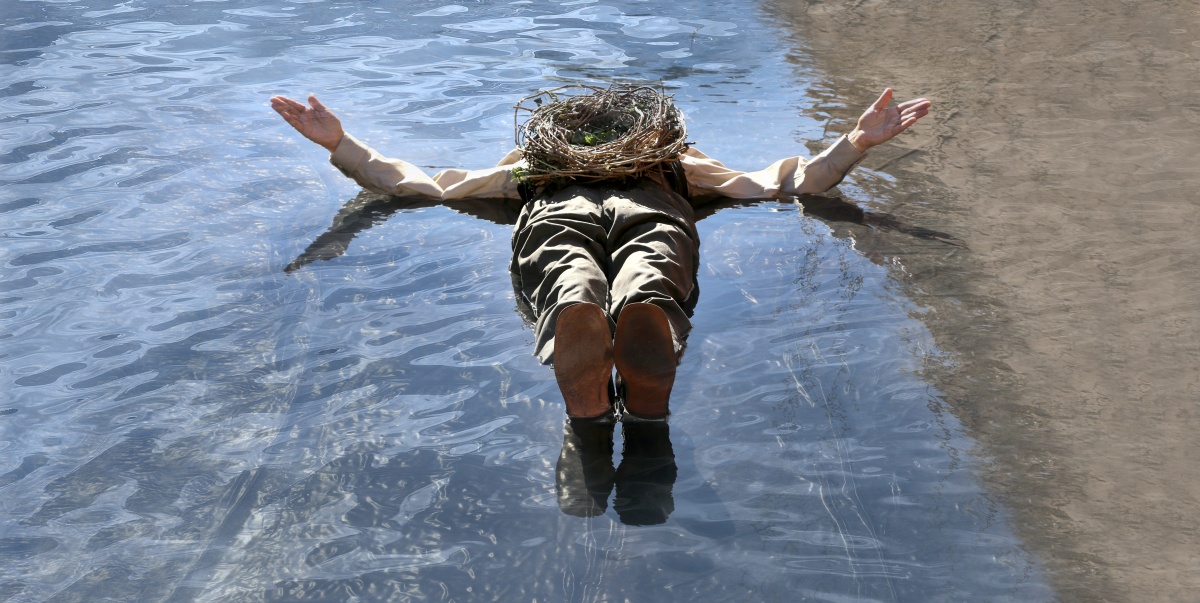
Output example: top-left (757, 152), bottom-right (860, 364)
top-left (553, 303), bottom-right (614, 419)
top-left (614, 302), bottom-right (676, 419)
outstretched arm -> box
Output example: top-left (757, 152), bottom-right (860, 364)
top-left (682, 88), bottom-right (931, 199)
top-left (846, 88), bottom-right (931, 153)
top-left (270, 94), bottom-right (345, 153)
top-left (269, 94), bottom-right (521, 199)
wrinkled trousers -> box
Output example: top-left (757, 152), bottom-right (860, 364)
top-left (511, 183), bottom-right (700, 364)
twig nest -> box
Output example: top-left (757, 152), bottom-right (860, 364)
top-left (513, 84), bottom-right (689, 186)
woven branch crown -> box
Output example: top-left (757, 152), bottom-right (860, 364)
top-left (513, 84), bottom-right (689, 186)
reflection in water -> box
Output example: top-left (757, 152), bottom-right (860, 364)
top-left (290, 191), bottom-right (963, 275)
top-left (557, 420), bottom-right (617, 518)
top-left (285, 192), bottom-right (524, 273)
top-left (612, 422), bottom-right (679, 526)
top-left (557, 420), bottom-right (678, 525)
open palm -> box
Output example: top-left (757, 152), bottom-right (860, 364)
top-left (270, 94), bottom-right (345, 152)
top-left (850, 88), bottom-right (931, 152)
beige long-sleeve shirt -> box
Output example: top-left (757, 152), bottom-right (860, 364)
top-left (329, 133), bottom-right (867, 201)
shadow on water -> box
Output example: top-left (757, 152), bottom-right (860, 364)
top-left (284, 194), bottom-right (525, 274)
top-left (287, 190), bottom-right (964, 275)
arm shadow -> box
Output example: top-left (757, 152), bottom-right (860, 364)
top-left (287, 189), bottom-right (965, 274)
top-left (285, 191), bottom-right (524, 273)
top-left (694, 193), bottom-right (967, 249)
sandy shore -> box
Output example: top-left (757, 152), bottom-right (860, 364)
top-left (766, 0), bottom-right (1200, 600)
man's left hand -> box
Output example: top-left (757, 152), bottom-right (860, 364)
top-left (848, 88), bottom-right (931, 153)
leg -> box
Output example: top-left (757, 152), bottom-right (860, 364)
top-left (604, 186), bottom-right (700, 417)
top-left (511, 187), bottom-right (615, 417)
top-left (512, 186), bottom-right (612, 363)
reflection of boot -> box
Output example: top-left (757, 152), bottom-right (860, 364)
top-left (614, 302), bottom-right (676, 419)
top-left (556, 420), bottom-right (616, 518)
top-left (614, 422), bottom-right (677, 525)
top-left (554, 303), bottom-right (615, 419)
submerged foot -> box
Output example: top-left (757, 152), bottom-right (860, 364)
top-left (553, 302), bottom-right (614, 419)
top-left (614, 302), bottom-right (676, 419)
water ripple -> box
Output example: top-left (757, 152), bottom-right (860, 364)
top-left (9, 233), bottom-right (190, 267)
top-left (0, 0), bottom-right (1049, 601)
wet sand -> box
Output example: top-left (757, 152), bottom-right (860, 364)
top-left (768, 0), bottom-right (1200, 600)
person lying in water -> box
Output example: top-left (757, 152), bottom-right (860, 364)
top-left (270, 87), bottom-right (930, 422)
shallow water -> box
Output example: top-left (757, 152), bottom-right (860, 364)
top-left (1, 1), bottom-right (1051, 601)
top-left (770, 0), bottom-right (1200, 600)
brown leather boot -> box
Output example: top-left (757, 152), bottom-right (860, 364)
top-left (614, 302), bottom-right (676, 419)
top-left (553, 302), bottom-right (614, 419)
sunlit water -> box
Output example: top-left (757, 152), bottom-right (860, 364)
top-left (2, 1), bottom-right (1050, 601)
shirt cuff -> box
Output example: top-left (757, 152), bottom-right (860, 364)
top-left (826, 134), bottom-right (868, 172)
top-left (329, 133), bottom-right (371, 178)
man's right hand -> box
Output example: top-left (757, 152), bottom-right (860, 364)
top-left (270, 94), bottom-right (345, 153)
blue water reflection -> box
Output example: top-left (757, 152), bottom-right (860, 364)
top-left (1, 0), bottom-right (1049, 601)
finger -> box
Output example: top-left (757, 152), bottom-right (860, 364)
top-left (899, 105), bottom-right (929, 120)
top-left (279, 96), bottom-right (307, 111)
top-left (871, 88), bottom-right (894, 111)
top-left (896, 110), bottom-right (927, 131)
top-left (308, 94), bottom-right (329, 113)
top-left (896, 98), bottom-right (931, 111)
top-left (276, 112), bottom-right (301, 127)
top-left (901, 106), bottom-right (930, 121)
top-left (272, 96), bottom-right (307, 117)
top-left (270, 99), bottom-right (297, 119)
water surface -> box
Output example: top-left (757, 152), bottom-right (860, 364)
top-left (770, 0), bottom-right (1200, 600)
top-left (2, 1), bottom-right (1049, 601)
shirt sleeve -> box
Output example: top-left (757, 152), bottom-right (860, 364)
top-left (329, 134), bottom-right (524, 200)
top-left (681, 135), bottom-right (867, 199)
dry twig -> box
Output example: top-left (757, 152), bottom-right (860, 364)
top-left (513, 84), bottom-right (689, 186)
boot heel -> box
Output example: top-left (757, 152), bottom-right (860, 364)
top-left (553, 303), bottom-right (614, 419)
top-left (614, 302), bottom-right (676, 419)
